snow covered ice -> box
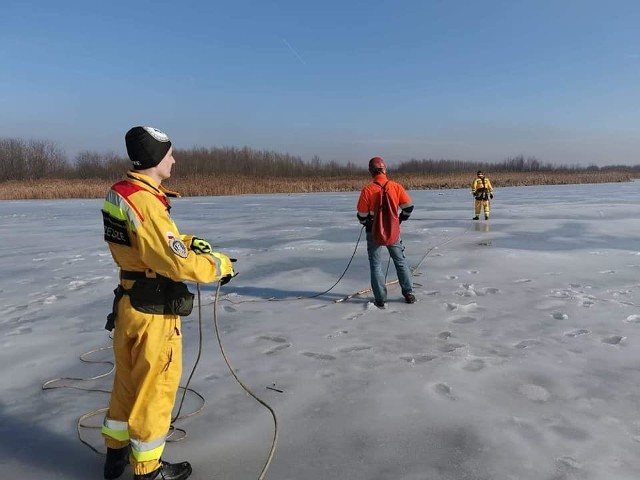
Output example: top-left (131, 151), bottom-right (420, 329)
top-left (2, 181), bottom-right (640, 480)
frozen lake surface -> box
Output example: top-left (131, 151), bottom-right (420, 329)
top-left (2, 181), bottom-right (640, 480)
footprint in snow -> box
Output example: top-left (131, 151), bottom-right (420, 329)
top-left (433, 383), bottom-right (455, 399)
top-left (602, 335), bottom-right (625, 345)
top-left (258, 335), bottom-right (289, 343)
top-left (551, 312), bottom-right (568, 320)
top-left (264, 344), bottom-right (291, 355)
top-left (326, 330), bottom-right (349, 338)
top-left (564, 329), bottom-right (590, 337)
top-left (437, 343), bottom-right (466, 353)
top-left (301, 352), bottom-right (336, 361)
top-left (337, 345), bottom-right (372, 353)
top-left (400, 354), bottom-right (437, 364)
top-left (625, 315), bottom-right (640, 323)
top-left (445, 302), bottom-right (478, 312)
top-left (345, 312), bottom-right (365, 321)
top-left (450, 316), bottom-right (478, 324)
top-left (556, 456), bottom-right (582, 472)
top-left (518, 383), bottom-right (550, 402)
top-left (477, 287), bottom-right (500, 295)
top-left (462, 358), bottom-right (485, 372)
top-left (514, 339), bottom-right (540, 349)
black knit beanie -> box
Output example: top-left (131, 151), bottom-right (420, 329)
top-left (125, 126), bottom-right (172, 169)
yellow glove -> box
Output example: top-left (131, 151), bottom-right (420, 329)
top-left (211, 252), bottom-right (236, 284)
top-left (191, 237), bottom-right (212, 254)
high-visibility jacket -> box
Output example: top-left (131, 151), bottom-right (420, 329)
top-left (471, 176), bottom-right (494, 198)
top-left (102, 170), bottom-right (231, 282)
top-left (356, 173), bottom-right (413, 230)
top-left (100, 171), bottom-right (232, 476)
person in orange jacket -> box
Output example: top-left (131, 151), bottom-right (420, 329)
top-left (356, 156), bottom-right (415, 308)
top-left (471, 170), bottom-right (494, 220)
top-left (101, 126), bottom-right (235, 480)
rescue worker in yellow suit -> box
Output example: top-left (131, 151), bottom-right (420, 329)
top-left (101, 126), bottom-right (236, 480)
top-left (471, 170), bottom-right (494, 220)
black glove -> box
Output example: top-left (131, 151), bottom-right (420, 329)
top-left (490, 194), bottom-right (493, 199)
top-left (220, 259), bottom-right (238, 285)
top-left (472, 192), bottom-right (476, 196)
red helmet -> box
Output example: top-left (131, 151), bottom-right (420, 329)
top-left (368, 156), bottom-right (386, 174)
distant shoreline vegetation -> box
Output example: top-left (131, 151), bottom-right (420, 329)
top-left (0, 138), bottom-right (637, 200)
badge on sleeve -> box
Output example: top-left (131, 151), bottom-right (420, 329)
top-left (166, 232), bottom-right (188, 259)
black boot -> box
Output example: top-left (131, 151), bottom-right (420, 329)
top-left (134, 460), bottom-right (192, 480)
top-left (404, 293), bottom-right (416, 304)
top-left (472, 216), bottom-right (479, 220)
top-left (104, 447), bottom-right (129, 479)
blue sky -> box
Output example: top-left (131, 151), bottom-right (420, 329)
top-left (1, 0), bottom-right (639, 166)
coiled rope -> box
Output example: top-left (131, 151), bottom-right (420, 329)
top-left (43, 279), bottom-right (277, 479)
top-left (42, 220), bottom-right (470, 477)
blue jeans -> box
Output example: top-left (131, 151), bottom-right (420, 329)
top-left (366, 232), bottom-right (413, 304)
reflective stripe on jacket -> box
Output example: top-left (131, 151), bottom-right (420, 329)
top-left (102, 171), bottom-right (224, 283)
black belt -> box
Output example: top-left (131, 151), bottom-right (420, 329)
top-left (120, 270), bottom-right (168, 280)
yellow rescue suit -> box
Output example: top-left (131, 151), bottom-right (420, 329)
top-left (471, 176), bottom-right (494, 219)
top-left (101, 171), bottom-right (233, 476)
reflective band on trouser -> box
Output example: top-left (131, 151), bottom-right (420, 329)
top-left (102, 418), bottom-right (129, 442)
top-left (130, 436), bottom-right (167, 462)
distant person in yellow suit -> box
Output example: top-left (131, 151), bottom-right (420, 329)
top-left (471, 170), bottom-right (494, 220)
top-left (101, 126), bottom-right (236, 480)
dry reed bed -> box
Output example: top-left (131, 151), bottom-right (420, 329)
top-left (0, 171), bottom-right (633, 200)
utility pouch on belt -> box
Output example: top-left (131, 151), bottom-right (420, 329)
top-left (128, 276), bottom-right (194, 317)
top-left (475, 188), bottom-right (489, 201)
top-left (105, 285), bottom-right (125, 332)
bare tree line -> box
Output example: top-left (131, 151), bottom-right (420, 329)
top-left (175, 148), bottom-right (363, 177)
top-left (1, 137), bottom-right (638, 182)
top-left (393, 155), bottom-right (640, 174)
top-left (0, 138), bottom-right (68, 181)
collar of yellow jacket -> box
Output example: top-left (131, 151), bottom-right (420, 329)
top-left (126, 170), bottom-right (182, 198)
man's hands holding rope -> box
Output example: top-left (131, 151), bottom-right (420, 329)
top-left (191, 237), bottom-right (237, 285)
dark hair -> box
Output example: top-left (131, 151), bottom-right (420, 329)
top-left (369, 157), bottom-right (387, 175)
